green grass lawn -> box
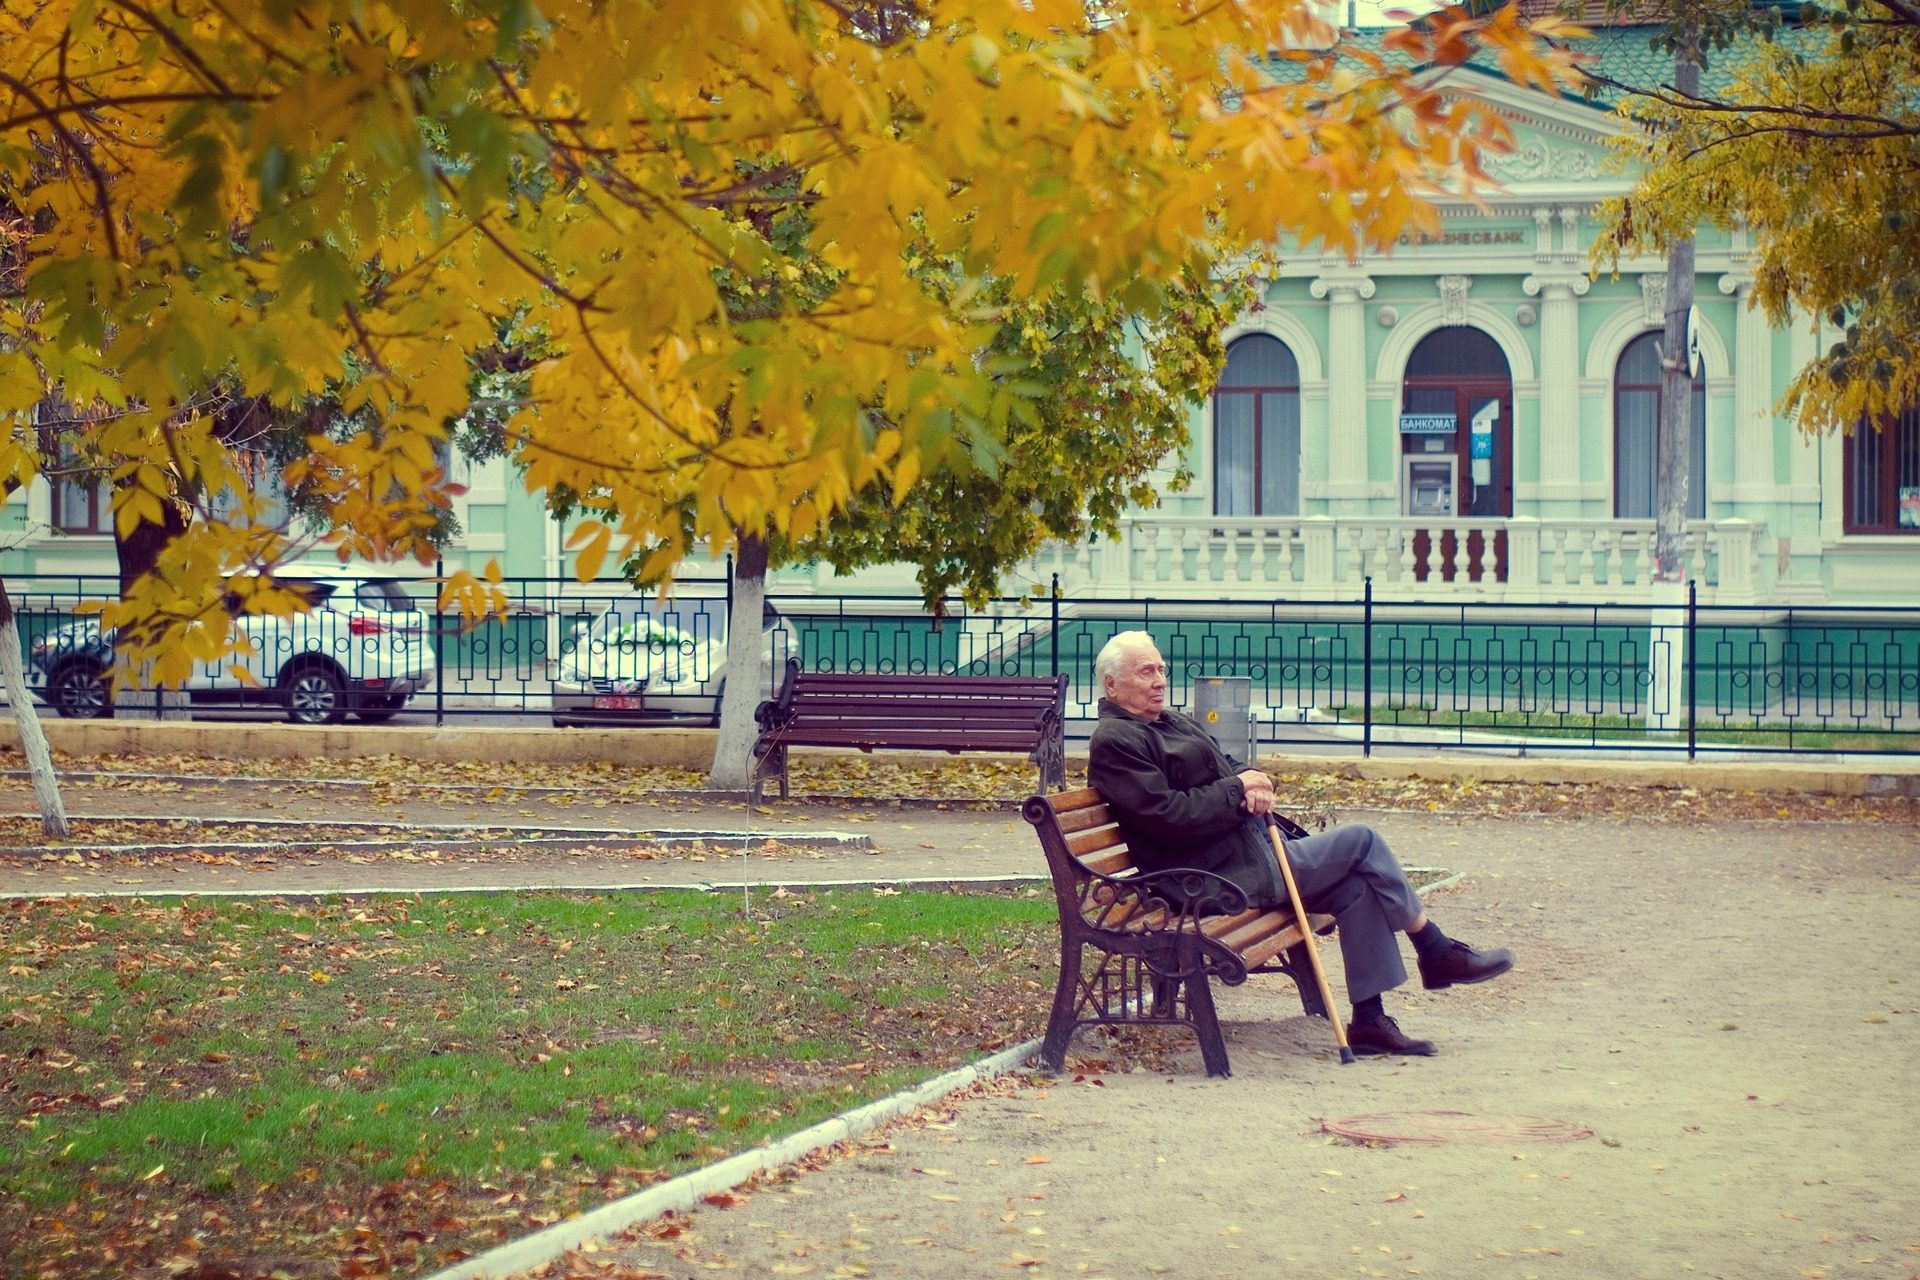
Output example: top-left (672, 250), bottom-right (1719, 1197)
top-left (0, 889), bottom-right (1057, 1279)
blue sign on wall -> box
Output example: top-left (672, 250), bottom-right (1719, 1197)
top-left (1470, 432), bottom-right (1494, 459)
top-left (1399, 414), bottom-right (1456, 434)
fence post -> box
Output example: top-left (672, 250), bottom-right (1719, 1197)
top-left (1362, 576), bottom-right (1374, 759)
top-left (1686, 578), bottom-right (1697, 760)
top-left (1049, 573), bottom-right (1060, 678)
top-left (433, 556), bottom-right (445, 729)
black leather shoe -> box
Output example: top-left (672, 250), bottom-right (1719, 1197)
top-left (1348, 1015), bottom-right (1436, 1057)
top-left (1418, 939), bottom-right (1516, 990)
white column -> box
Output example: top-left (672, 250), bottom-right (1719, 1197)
top-left (1310, 271), bottom-right (1375, 499)
top-left (1719, 272), bottom-right (1774, 504)
top-left (1522, 272), bottom-right (1591, 494)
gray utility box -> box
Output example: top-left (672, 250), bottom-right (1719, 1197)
top-left (1192, 675), bottom-right (1255, 763)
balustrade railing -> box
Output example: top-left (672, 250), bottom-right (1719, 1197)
top-left (1028, 515), bottom-right (1775, 602)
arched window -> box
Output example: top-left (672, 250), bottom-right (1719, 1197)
top-left (1845, 404), bottom-right (1920, 533)
top-left (1405, 325), bottom-right (1508, 379)
top-left (1213, 334), bottom-right (1300, 516)
top-left (1614, 331), bottom-right (1706, 520)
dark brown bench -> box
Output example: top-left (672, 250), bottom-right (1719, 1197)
top-left (1023, 786), bottom-right (1343, 1077)
top-left (750, 662), bottom-right (1068, 801)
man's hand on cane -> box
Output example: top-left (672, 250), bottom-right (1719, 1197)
top-left (1237, 768), bottom-right (1277, 816)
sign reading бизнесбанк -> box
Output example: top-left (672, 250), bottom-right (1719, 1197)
top-left (1399, 414), bottom-right (1457, 434)
top-left (1394, 227), bottom-right (1530, 248)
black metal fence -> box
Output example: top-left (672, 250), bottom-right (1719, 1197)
top-left (9, 570), bottom-right (1919, 757)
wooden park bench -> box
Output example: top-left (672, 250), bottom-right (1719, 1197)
top-left (1023, 786), bottom-right (1351, 1077)
top-left (750, 661), bottom-right (1068, 801)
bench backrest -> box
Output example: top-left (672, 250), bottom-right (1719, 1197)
top-left (770, 669), bottom-right (1067, 749)
top-left (1022, 786), bottom-right (1143, 925)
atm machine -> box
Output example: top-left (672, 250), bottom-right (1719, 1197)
top-left (1399, 412), bottom-right (1457, 517)
top-left (1404, 453), bottom-right (1456, 518)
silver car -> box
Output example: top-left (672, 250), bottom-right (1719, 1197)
top-left (550, 600), bottom-right (780, 727)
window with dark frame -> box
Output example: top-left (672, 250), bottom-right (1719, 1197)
top-left (1613, 330), bottom-right (1706, 521)
top-left (207, 449), bottom-right (292, 530)
top-left (1212, 334), bottom-right (1301, 517)
top-left (1844, 404), bottom-right (1920, 534)
top-left (42, 430), bottom-right (110, 535)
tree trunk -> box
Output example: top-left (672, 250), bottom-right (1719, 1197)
top-left (708, 535), bottom-right (770, 793)
top-left (1647, 38), bottom-right (1702, 736)
top-left (113, 502), bottom-right (191, 722)
top-left (0, 580), bottom-right (71, 837)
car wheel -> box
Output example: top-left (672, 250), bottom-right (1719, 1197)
top-left (48, 662), bottom-right (113, 719)
top-left (355, 693), bottom-right (407, 724)
top-left (280, 663), bottom-right (347, 725)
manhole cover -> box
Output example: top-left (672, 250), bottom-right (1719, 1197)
top-left (1324, 1110), bottom-right (1594, 1147)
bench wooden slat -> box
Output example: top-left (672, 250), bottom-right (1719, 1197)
top-left (780, 730), bottom-right (1044, 749)
top-left (1208, 909), bottom-right (1301, 954)
top-left (1080, 848), bottom-right (1133, 877)
top-left (1046, 786), bottom-right (1104, 814)
top-left (1065, 826), bottom-right (1127, 860)
top-left (785, 700), bottom-right (1058, 717)
top-left (1054, 803), bottom-right (1117, 834)
top-left (1239, 926), bottom-right (1310, 972)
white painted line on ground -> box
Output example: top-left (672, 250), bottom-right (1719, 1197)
top-left (0, 875), bottom-right (1047, 902)
top-left (419, 1037), bottom-right (1044, 1280)
top-left (0, 810), bottom-right (872, 842)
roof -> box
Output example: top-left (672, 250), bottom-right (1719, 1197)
top-left (1258, 15), bottom-right (1824, 109)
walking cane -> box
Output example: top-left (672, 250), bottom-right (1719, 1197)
top-left (1266, 822), bottom-right (1356, 1066)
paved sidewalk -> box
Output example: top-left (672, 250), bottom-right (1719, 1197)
top-left (553, 807), bottom-right (1920, 1280)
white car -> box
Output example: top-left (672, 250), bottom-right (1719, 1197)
top-left (550, 600), bottom-right (781, 727)
top-left (27, 569), bottom-right (435, 725)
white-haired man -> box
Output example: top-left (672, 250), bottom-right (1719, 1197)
top-left (1087, 630), bottom-right (1513, 1057)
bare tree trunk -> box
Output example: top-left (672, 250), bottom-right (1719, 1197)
top-left (1647, 38), bottom-right (1701, 736)
top-left (708, 535), bottom-right (770, 793)
top-left (0, 579), bottom-right (71, 837)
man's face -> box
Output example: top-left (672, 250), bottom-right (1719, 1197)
top-left (1106, 644), bottom-right (1169, 719)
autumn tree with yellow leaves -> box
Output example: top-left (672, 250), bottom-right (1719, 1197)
top-left (1, 0), bottom-right (1583, 790)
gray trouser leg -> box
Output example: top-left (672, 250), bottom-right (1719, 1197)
top-left (1282, 823), bottom-right (1423, 1004)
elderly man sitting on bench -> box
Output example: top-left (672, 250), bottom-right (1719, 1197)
top-left (1086, 630), bottom-right (1515, 1057)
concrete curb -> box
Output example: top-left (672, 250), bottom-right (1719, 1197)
top-left (9, 721), bottom-right (1919, 796)
top-left (418, 1037), bottom-right (1043, 1280)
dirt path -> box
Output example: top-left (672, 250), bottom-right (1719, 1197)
top-left (573, 813), bottom-right (1920, 1280)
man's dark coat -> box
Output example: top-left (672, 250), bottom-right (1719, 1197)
top-left (1086, 696), bottom-right (1285, 906)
